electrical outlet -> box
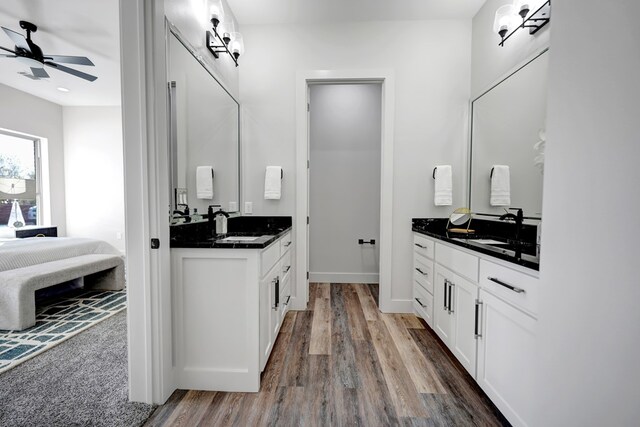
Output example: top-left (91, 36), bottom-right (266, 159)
top-left (116, 232), bottom-right (123, 240)
top-left (229, 201), bottom-right (238, 212)
top-left (244, 202), bottom-right (253, 215)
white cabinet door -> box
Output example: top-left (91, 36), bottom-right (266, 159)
top-left (259, 266), bottom-right (278, 371)
top-left (450, 273), bottom-right (479, 377)
top-left (477, 290), bottom-right (537, 427)
top-left (433, 265), bottom-right (454, 345)
top-left (271, 271), bottom-right (282, 339)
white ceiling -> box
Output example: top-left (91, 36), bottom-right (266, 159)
top-left (227, 0), bottom-right (487, 25)
top-left (0, 0), bottom-right (121, 106)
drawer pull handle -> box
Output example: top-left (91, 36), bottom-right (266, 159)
top-left (415, 267), bottom-right (428, 277)
top-left (488, 277), bottom-right (526, 293)
top-left (283, 265), bottom-right (291, 273)
top-left (272, 277), bottom-right (280, 310)
top-left (414, 297), bottom-right (427, 308)
top-left (284, 241), bottom-right (292, 247)
top-left (474, 300), bottom-right (483, 339)
top-left (414, 243), bottom-right (427, 249)
top-left (284, 295), bottom-right (291, 306)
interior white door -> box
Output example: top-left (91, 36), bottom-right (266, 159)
top-left (308, 83), bottom-right (382, 284)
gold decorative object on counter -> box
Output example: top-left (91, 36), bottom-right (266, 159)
top-left (447, 207), bottom-right (475, 234)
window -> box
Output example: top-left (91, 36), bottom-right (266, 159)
top-left (0, 132), bottom-right (41, 228)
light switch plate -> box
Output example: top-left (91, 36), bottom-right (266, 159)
top-left (229, 201), bottom-right (238, 212)
top-left (244, 202), bottom-right (253, 215)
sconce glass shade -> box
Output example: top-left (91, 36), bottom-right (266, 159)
top-left (229, 32), bottom-right (244, 57)
top-left (210, 0), bottom-right (224, 26)
top-left (493, 4), bottom-right (517, 37)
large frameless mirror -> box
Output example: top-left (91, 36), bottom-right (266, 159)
top-left (167, 29), bottom-right (240, 222)
top-left (469, 50), bottom-right (548, 219)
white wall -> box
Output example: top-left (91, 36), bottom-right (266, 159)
top-left (0, 83), bottom-right (66, 235)
top-left (535, 0), bottom-right (640, 424)
top-left (471, 0), bottom-right (550, 96)
top-left (309, 84), bottom-right (381, 283)
top-left (240, 20), bottom-right (472, 307)
top-left (63, 107), bottom-right (125, 252)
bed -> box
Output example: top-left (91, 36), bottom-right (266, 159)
top-left (0, 237), bottom-right (125, 331)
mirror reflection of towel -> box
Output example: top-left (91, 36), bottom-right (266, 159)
top-left (434, 165), bottom-right (452, 206)
top-left (196, 166), bottom-right (214, 199)
top-left (490, 165), bottom-right (511, 206)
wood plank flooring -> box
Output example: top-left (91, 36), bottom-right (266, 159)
top-left (145, 283), bottom-right (509, 427)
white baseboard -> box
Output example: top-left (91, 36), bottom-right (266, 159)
top-left (309, 272), bottom-right (379, 284)
top-left (379, 298), bottom-right (414, 314)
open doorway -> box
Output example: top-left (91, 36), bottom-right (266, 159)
top-left (308, 83), bottom-right (382, 287)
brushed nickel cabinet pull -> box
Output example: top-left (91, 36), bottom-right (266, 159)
top-left (488, 277), bottom-right (525, 293)
top-left (414, 297), bottom-right (427, 308)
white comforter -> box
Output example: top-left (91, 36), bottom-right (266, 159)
top-left (0, 237), bottom-right (122, 273)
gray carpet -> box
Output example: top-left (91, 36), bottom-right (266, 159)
top-left (0, 310), bottom-right (155, 426)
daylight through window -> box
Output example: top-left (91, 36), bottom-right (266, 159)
top-left (0, 132), bottom-right (40, 228)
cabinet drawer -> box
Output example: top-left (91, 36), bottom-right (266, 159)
top-left (260, 242), bottom-right (281, 278)
top-left (479, 260), bottom-right (539, 317)
top-left (280, 249), bottom-right (292, 281)
top-left (280, 232), bottom-right (293, 254)
top-left (413, 282), bottom-right (433, 327)
top-left (413, 254), bottom-right (433, 295)
top-left (435, 243), bottom-right (478, 282)
top-left (413, 233), bottom-right (434, 260)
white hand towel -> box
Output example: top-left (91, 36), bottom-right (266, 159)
top-left (490, 165), bottom-right (511, 206)
top-left (196, 166), bottom-right (214, 199)
top-left (434, 165), bottom-right (453, 206)
top-left (264, 166), bottom-right (282, 200)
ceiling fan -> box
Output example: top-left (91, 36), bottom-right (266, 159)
top-left (0, 20), bottom-right (97, 82)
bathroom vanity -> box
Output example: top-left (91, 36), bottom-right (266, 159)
top-left (170, 216), bottom-right (293, 392)
top-left (412, 218), bottom-right (538, 427)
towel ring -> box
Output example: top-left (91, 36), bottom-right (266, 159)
top-left (490, 167), bottom-right (494, 178)
top-left (432, 167), bottom-right (437, 179)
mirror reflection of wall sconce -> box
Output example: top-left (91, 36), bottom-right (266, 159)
top-left (494, 0), bottom-right (551, 47)
top-left (206, 0), bottom-right (245, 66)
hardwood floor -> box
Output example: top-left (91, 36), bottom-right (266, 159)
top-left (145, 283), bottom-right (509, 426)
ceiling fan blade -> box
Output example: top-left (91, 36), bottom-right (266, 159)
top-left (1, 27), bottom-right (30, 52)
top-left (31, 67), bottom-right (49, 78)
top-left (43, 55), bottom-right (94, 66)
top-left (44, 61), bottom-right (97, 82)
top-left (0, 45), bottom-right (16, 54)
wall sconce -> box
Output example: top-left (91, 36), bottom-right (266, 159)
top-left (494, 0), bottom-right (551, 47)
top-left (206, 1), bottom-right (244, 66)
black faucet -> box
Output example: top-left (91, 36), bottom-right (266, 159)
top-left (499, 208), bottom-right (523, 242)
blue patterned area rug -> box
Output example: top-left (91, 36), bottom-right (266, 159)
top-left (0, 288), bottom-right (126, 374)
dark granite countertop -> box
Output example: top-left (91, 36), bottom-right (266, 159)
top-left (412, 218), bottom-right (540, 271)
top-left (170, 216), bottom-right (292, 249)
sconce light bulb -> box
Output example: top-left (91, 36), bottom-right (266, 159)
top-left (211, 17), bottom-right (220, 29)
top-left (233, 51), bottom-right (240, 61)
top-left (498, 26), bottom-right (508, 39)
top-left (223, 33), bottom-right (231, 45)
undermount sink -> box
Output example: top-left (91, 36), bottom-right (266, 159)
top-left (468, 239), bottom-right (506, 245)
top-left (220, 236), bottom-right (261, 242)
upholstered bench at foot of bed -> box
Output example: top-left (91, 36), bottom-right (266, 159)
top-left (0, 254), bottom-right (125, 331)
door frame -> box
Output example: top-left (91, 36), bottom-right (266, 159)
top-left (294, 69), bottom-right (396, 312)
